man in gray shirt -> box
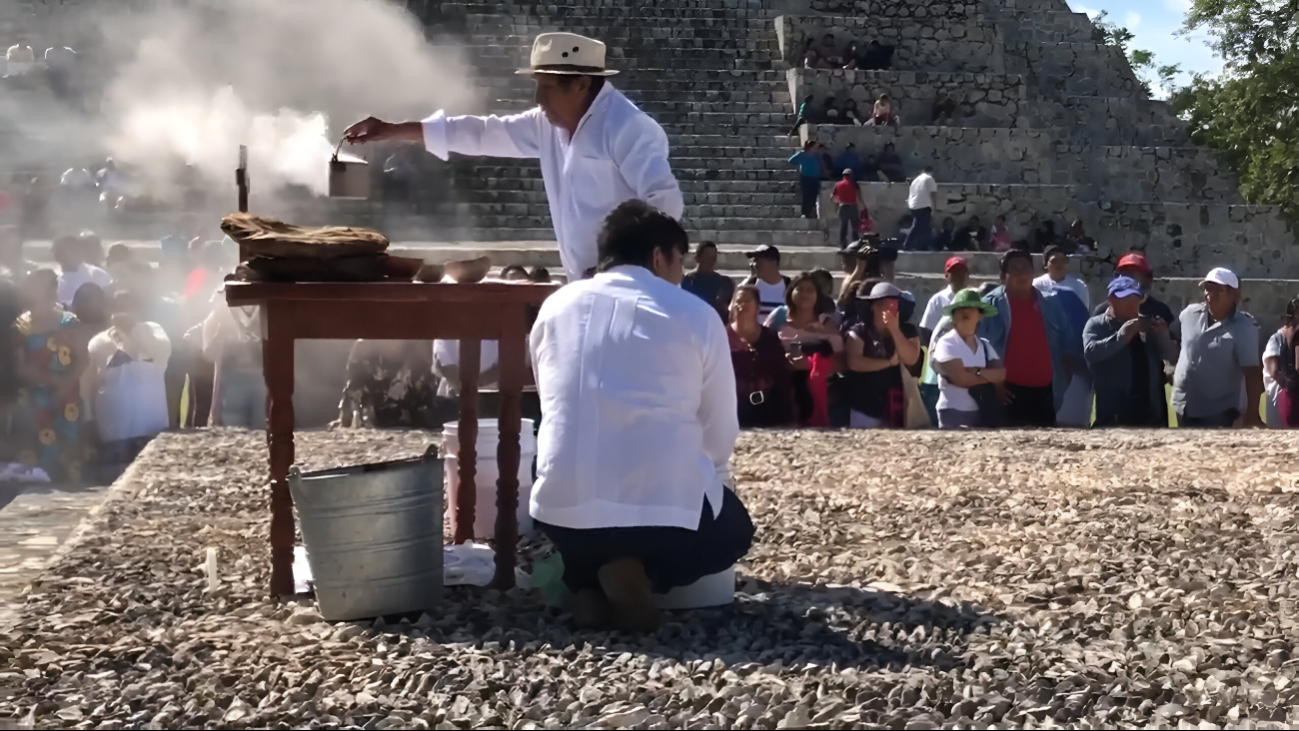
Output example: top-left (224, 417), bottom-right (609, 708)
top-left (1172, 267), bottom-right (1264, 427)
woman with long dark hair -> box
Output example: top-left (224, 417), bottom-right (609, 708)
top-left (728, 286), bottom-right (795, 428)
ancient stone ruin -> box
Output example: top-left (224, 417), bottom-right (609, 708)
top-left (417, 0), bottom-right (1292, 282)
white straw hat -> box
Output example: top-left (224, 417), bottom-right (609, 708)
top-left (517, 32), bottom-right (619, 76)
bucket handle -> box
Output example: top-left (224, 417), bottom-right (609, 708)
top-left (331, 136), bottom-right (347, 164)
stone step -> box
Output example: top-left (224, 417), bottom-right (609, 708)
top-left (789, 67), bottom-right (1025, 128)
top-left (777, 14), bottom-right (1004, 75)
top-left (801, 125), bottom-right (1239, 200)
top-left (1006, 40), bottom-right (1144, 99)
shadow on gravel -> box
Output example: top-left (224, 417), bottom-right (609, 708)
top-left (358, 578), bottom-right (1000, 674)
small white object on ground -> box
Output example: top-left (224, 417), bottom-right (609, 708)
top-left (205, 547), bottom-right (219, 592)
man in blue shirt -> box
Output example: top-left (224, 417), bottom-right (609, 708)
top-left (788, 140), bottom-right (823, 219)
top-left (835, 143), bottom-right (863, 181)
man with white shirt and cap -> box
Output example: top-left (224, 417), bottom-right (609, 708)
top-left (1172, 267), bottom-right (1264, 428)
top-left (343, 33), bottom-right (684, 283)
top-left (529, 200), bottom-right (754, 632)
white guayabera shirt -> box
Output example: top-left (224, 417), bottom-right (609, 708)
top-left (528, 265), bottom-right (738, 530)
top-left (422, 83), bottom-right (685, 282)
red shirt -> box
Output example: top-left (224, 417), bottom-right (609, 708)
top-left (1004, 295), bottom-right (1053, 388)
top-left (832, 179), bottom-right (858, 205)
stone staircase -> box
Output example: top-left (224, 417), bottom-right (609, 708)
top-left (361, 0), bottom-right (1289, 282)
top-left (780, 2), bottom-right (1293, 280)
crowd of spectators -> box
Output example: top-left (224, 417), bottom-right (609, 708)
top-left (5, 36), bottom-right (86, 105)
top-left (672, 239), bottom-right (1277, 433)
top-left (785, 149), bottom-right (1108, 259)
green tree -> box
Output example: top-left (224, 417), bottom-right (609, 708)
top-left (1168, 0), bottom-right (1299, 223)
top-left (1090, 11), bottom-right (1182, 97)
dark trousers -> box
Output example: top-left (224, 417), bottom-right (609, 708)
top-left (1178, 408), bottom-right (1239, 428)
top-left (1005, 382), bottom-right (1056, 427)
top-left (837, 204), bottom-right (859, 249)
top-left (799, 176), bottom-right (821, 218)
top-left (905, 207), bottom-right (933, 250)
top-left (537, 488), bottom-right (755, 594)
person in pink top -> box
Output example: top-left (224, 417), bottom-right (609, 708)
top-left (989, 215), bottom-right (1013, 251)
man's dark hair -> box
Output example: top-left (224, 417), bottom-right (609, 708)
top-left (696, 240), bottom-right (717, 253)
top-left (554, 74), bottom-right (606, 100)
top-left (597, 200), bottom-right (688, 272)
top-left (999, 248), bottom-right (1032, 274)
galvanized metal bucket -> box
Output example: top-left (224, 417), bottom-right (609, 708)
top-left (289, 450), bottom-right (443, 621)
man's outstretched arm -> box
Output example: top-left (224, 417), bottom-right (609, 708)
top-left (344, 109), bottom-right (544, 161)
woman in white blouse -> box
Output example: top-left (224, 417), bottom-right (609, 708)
top-left (85, 292), bottom-right (171, 471)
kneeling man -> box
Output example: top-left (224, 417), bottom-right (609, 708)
top-left (529, 200), bottom-right (755, 631)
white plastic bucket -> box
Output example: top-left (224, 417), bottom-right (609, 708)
top-left (654, 566), bottom-right (736, 610)
top-left (442, 419), bottom-right (537, 540)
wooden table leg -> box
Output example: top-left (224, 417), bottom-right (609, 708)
top-left (263, 309), bottom-right (296, 597)
top-left (454, 340), bottom-right (480, 545)
top-left (493, 310), bottom-right (525, 589)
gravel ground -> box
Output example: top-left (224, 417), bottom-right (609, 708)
top-left (3, 428), bottom-right (1299, 729)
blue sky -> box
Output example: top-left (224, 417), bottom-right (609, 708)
top-left (1066, 0), bottom-right (1223, 92)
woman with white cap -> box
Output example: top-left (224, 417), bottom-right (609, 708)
top-left (343, 33), bottom-right (684, 283)
top-left (842, 280), bottom-right (922, 428)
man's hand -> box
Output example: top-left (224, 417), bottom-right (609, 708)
top-left (1119, 319), bottom-right (1141, 342)
top-left (342, 118), bottom-right (423, 145)
top-left (996, 383), bottom-right (1014, 405)
top-left (1150, 318), bottom-right (1169, 337)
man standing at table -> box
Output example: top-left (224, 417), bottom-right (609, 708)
top-left (529, 200), bottom-right (754, 632)
top-left (343, 33), bottom-right (684, 282)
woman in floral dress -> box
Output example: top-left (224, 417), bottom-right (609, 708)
top-left (336, 339), bottom-right (446, 430)
top-left (12, 269), bottom-right (87, 482)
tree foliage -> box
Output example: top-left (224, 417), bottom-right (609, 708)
top-left (1166, 0), bottom-right (1299, 224)
top-left (1090, 11), bottom-right (1182, 97)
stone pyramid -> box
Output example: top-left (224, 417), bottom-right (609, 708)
top-left (410, 0), bottom-right (1292, 281)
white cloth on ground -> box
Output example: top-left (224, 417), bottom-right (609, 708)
top-left (528, 265), bottom-right (738, 531)
top-left (422, 83), bottom-right (684, 282)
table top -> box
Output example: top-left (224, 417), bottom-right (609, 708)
top-left (225, 280), bottom-right (561, 306)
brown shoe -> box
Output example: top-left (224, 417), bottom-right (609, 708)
top-left (597, 558), bottom-right (661, 633)
top-left (569, 588), bottom-right (610, 629)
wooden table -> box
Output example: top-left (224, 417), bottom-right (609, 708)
top-left (225, 281), bottom-right (559, 596)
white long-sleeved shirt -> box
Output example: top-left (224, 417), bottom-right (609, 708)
top-left (422, 83), bottom-right (685, 282)
top-left (1033, 273), bottom-right (1091, 311)
top-left (529, 265), bottom-right (738, 530)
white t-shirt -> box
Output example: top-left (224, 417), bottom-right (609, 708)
top-left (920, 286), bottom-right (956, 332)
top-left (1033, 273), bottom-right (1090, 310)
top-left (433, 340), bottom-right (501, 397)
top-left (1264, 330), bottom-right (1286, 429)
top-left (57, 264), bottom-right (112, 306)
top-left (907, 173), bottom-right (937, 210)
top-left (754, 278), bottom-right (786, 320)
top-left (932, 330), bottom-right (998, 412)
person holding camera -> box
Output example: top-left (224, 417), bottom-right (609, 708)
top-left (1083, 276), bottom-right (1178, 427)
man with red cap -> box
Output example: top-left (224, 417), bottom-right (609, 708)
top-left (920, 256), bottom-right (970, 346)
top-left (1093, 252), bottom-right (1178, 339)
top-left (918, 256), bottom-right (971, 423)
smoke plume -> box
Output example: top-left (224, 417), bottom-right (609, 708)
top-left (94, 0), bottom-right (478, 198)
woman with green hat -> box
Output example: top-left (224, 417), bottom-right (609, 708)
top-left (930, 288), bottom-right (1007, 429)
